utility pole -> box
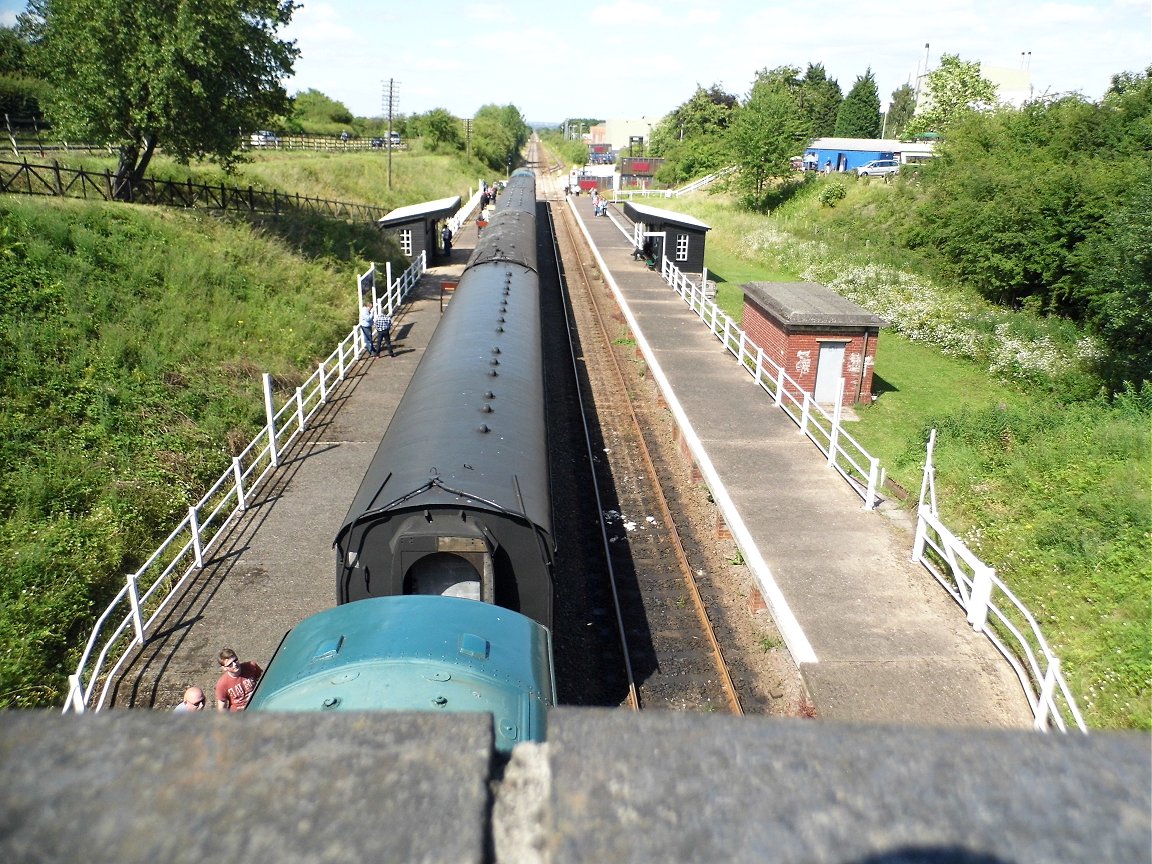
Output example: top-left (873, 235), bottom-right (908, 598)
top-left (382, 78), bottom-right (400, 189)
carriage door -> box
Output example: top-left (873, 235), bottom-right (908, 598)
top-left (813, 341), bottom-right (847, 404)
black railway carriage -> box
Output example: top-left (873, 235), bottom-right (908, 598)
top-left (334, 169), bottom-right (554, 629)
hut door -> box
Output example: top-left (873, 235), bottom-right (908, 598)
top-left (814, 341), bottom-right (847, 403)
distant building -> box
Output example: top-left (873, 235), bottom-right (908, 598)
top-left (593, 118), bottom-right (658, 154)
top-left (804, 138), bottom-right (936, 173)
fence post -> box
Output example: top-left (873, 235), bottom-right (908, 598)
top-left (863, 456), bottom-right (880, 510)
top-left (232, 456), bottom-right (247, 512)
top-left (127, 571), bottom-right (145, 645)
top-left (189, 505), bottom-right (204, 569)
top-left (263, 372), bottom-right (280, 468)
top-left (1034, 658), bottom-right (1060, 731)
top-left (774, 368), bottom-right (786, 407)
top-left (828, 381), bottom-right (843, 466)
top-left (295, 385), bottom-right (305, 433)
top-left (318, 360), bottom-right (328, 403)
top-left (966, 564), bottom-right (994, 632)
top-left (103, 168), bottom-right (114, 200)
top-left (911, 508), bottom-right (929, 563)
top-left (52, 159), bottom-right (64, 195)
top-left (66, 674), bottom-right (86, 714)
top-left (800, 391), bottom-right (811, 437)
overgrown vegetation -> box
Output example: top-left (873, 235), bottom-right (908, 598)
top-left (0, 189), bottom-right (398, 709)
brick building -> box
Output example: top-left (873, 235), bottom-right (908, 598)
top-left (742, 282), bottom-right (884, 405)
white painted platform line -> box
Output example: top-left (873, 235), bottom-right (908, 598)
top-left (568, 202), bottom-right (819, 666)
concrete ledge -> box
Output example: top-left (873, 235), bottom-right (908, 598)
top-left (2, 710), bottom-right (1147, 864)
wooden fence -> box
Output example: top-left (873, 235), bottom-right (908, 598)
top-left (0, 158), bottom-right (388, 223)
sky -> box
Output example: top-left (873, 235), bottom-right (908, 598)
top-left (4, 0), bottom-right (1150, 125)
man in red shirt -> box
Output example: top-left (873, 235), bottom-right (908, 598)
top-left (214, 647), bottom-right (263, 712)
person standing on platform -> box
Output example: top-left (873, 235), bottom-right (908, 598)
top-left (173, 686), bottom-right (206, 712)
top-left (373, 307), bottom-right (395, 357)
top-left (360, 301), bottom-right (376, 356)
top-left (215, 648), bottom-right (262, 712)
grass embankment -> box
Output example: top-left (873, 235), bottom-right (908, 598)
top-left (33, 141), bottom-right (493, 212)
top-left (0, 183), bottom-right (402, 708)
top-left (673, 181), bottom-right (1150, 730)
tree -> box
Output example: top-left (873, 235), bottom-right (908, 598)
top-left (885, 83), bottom-right (916, 139)
top-left (904, 53), bottom-right (998, 138)
top-left (410, 108), bottom-right (463, 153)
top-left (292, 89), bottom-right (354, 127)
top-left (650, 84), bottom-right (738, 183)
top-left (834, 69), bottom-right (881, 138)
top-left (728, 67), bottom-right (808, 209)
top-left (798, 64), bottom-right (842, 138)
top-left (0, 25), bottom-right (30, 76)
top-left (471, 103), bottom-right (528, 174)
top-left (21, 0), bottom-right (298, 197)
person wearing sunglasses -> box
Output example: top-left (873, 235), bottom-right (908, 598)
top-left (173, 686), bottom-right (206, 712)
top-left (214, 648), bottom-right (263, 712)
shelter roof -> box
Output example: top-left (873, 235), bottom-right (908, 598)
top-left (378, 196), bottom-right (461, 227)
top-left (621, 202), bottom-right (711, 231)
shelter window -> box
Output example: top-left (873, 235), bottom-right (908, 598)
top-left (675, 233), bottom-right (689, 262)
top-left (399, 228), bottom-right (412, 257)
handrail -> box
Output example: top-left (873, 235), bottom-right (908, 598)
top-left (62, 253), bottom-right (428, 713)
top-left (912, 431), bottom-right (1087, 732)
top-left (641, 247), bottom-right (1082, 732)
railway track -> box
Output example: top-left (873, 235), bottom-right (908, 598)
top-left (544, 170), bottom-right (743, 716)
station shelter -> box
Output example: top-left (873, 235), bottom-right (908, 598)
top-left (742, 282), bottom-right (884, 406)
top-left (621, 201), bottom-right (710, 276)
top-left (377, 195), bottom-right (460, 262)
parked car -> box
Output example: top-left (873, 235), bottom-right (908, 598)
top-left (856, 159), bottom-right (900, 178)
top-left (370, 137), bottom-right (385, 149)
top-left (250, 130), bottom-right (280, 148)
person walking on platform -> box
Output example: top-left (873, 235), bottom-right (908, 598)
top-left (360, 301), bottom-right (375, 356)
top-left (373, 307), bottom-right (395, 357)
top-left (441, 224), bottom-right (453, 257)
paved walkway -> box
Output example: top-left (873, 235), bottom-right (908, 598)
top-left (116, 189), bottom-right (1031, 728)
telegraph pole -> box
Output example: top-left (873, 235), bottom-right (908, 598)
top-left (382, 78), bottom-right (400, 189)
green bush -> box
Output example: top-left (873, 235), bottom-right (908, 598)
top-left (818, 181), bottom-right (847, 207)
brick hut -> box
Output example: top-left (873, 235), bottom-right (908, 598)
top-left (742, 282), bottom-right (884, 405)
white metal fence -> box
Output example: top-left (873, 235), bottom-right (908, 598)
top-left (652, 254), bottom-right (1086, 732)
top-left (62, 253), bottom-right (427, 713)
top-left (913, 431), bottom-right (1087, 732)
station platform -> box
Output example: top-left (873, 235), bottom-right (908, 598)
top-left (567, 193), bottom-right (1032, 728)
